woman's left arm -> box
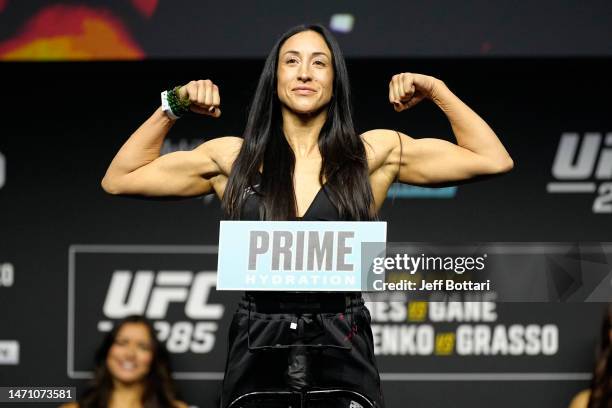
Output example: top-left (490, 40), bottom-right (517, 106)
top-left (363, 73), bottom-right (514, 186)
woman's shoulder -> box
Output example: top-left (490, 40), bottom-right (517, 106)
top-left (568, 389), bottom-right (590, 408)
top-left (360, 129), bottom-right (401, 149)
top-left (203, 136), bottom-right (243, 149)
top-left (195, 136), bottom-right (243, 174)
top-left (360, 129), bottom-right (412, 170)
top-left (173, 400), bottom-right (190, 408)
top-left (196, 136), bottom-right (243, 155)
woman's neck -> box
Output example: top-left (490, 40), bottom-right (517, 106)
top-left (281, 106), bottom-right (327, 159)
top-left (109, 380), bottom-right (145, 408)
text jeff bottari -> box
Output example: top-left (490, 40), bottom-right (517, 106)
top-left (373, 279), bottom-right (491, 291)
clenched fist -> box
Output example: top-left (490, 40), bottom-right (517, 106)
top-left (178, 79), bottom-right (221, 117)
top-left (388, 73), bottom-right (439, 112)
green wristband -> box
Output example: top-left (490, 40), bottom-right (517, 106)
top-left (173, 86), bottom-right (191, 110)
top-left (167, 86), bottom-right (190, 117)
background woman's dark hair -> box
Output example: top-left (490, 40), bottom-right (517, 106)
top-left (78, 315), bottom-right (178, 408)
top-left (222, 23), bottom-right (377, 221)
top-left (588, 304), bottom-right (612, 408)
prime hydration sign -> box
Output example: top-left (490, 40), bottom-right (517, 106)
top-left (217, 221), bottom-right (387, 291)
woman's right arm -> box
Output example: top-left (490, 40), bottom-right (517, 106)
top-left (101, 80), bottom-right (240, 198)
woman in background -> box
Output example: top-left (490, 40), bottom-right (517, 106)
top-left (60, 315), bottom-right (188, 408)
top-left (569, 304), bottom-right (612, 408)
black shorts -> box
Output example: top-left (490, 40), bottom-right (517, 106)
top-left (220, 292), bottom-right (385, 408)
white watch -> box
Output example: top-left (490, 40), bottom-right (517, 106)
top-left (161, 90), bottom-right (180, 120)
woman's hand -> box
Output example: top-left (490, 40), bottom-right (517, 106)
top-left (388, 73), bottom-right (440, 112)
top-left (178, 79), bottom-right (221, 117)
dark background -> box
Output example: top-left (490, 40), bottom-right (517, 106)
top-left (1, 0), bottom-right (612, 57)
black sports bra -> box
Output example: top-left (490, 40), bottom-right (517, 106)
top-left (239, 173), bottom-right (341, 221)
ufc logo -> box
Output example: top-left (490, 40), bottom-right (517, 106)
top-left (551, 132), bottom-right (612, 181)
top-left (547, 132), bottom-right (612, 213)
top-left (103, 271), bottom-right (223, 319)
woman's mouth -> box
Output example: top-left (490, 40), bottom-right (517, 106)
top-left (117, 360), bottom-right (137, 371)
top-left (293, 87), bottom-right (316, 95)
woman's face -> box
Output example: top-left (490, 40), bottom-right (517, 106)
top-left (106, 322), bottom-right (154, 384)
top-left (277, 30), bottom-right (334, 115)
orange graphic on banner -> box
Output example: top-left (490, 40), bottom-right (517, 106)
top-left (0, 5), bottom-right (144, 60)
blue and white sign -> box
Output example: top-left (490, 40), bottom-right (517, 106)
top-left (217, 221), bottom-right (387, 291)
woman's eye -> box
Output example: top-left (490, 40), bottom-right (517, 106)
top-left (314, 60), bottom-right (325, 66)
top-left (287, 58), bottom-right (298, 64)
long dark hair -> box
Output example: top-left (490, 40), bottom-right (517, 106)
top-left (222, 24), bottom-right (376, 221)
top-left (588, 304), bottom-right (612, 408)
top-left (79, 315), bottom-right (178, 408)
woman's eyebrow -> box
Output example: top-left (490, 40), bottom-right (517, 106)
top-left (282, 50), bottom-right (330, 58)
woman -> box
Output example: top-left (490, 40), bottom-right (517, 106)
top-left (101, 24), bottom-right (512, 407)
top-left (568, 305), bottom-right (612, 408)
top-left (60, 315), bottom-right (188, 408)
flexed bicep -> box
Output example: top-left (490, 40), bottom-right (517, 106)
top-left (395, 132), bottom-right (513, 185)
top-left (104, 136), bottom-right (241, 198)
top-left (362, 129), bottom-right (513, 187)
top-left (106, 149), bottom-right (215, 197)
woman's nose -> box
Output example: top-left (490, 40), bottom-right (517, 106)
top-left (298, 66), bottom-right (311, 81)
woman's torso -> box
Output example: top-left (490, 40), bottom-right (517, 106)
top-left (208, 137), bottom-right (397, 212)
top-left (240, 172), bottom-right (340, 221)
